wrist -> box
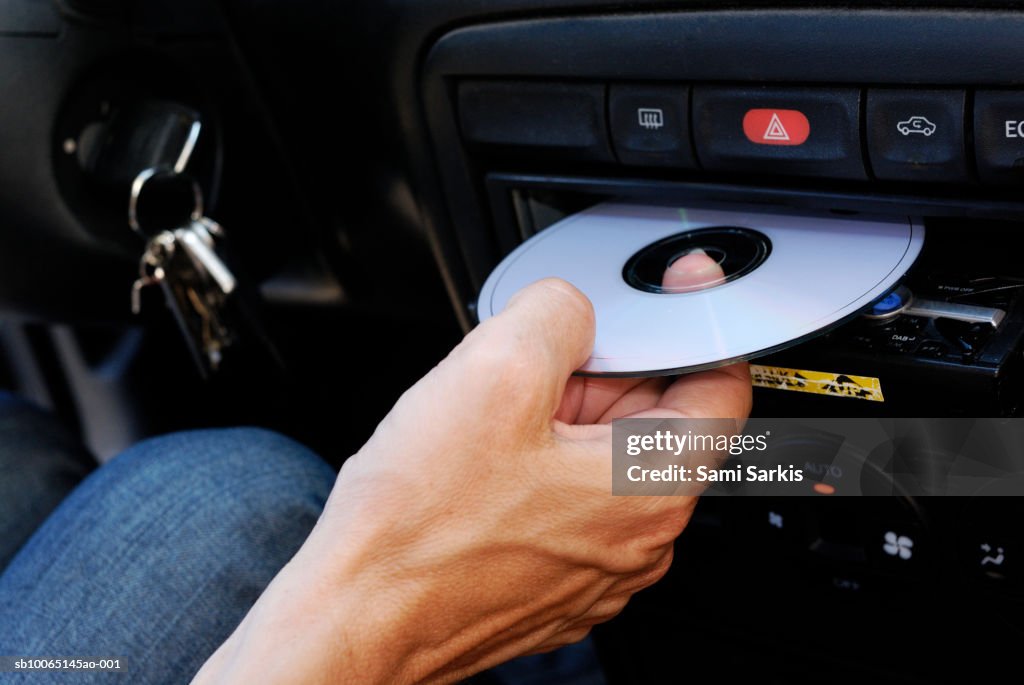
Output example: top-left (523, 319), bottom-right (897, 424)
top-left (194, 518), bottom-right (422, 685)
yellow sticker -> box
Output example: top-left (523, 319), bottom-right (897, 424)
top-left (749, 364), bottom-right (885, 402)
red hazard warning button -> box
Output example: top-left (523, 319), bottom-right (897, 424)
top-left (742, 109), bottom-right (810, 146)
top-left (692, 87), bottom-right (866, 180)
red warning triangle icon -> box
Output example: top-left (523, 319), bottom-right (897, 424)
top-left (743, 109), bottom-right (810, 146)
top-left (762, 113), bottom-right (790, 141)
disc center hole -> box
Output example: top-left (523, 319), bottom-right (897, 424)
top-left (623, 227), bottom-right (772, 295)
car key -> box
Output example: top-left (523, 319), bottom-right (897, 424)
top-left (174, 217), bottom-right (237, 298)
top-left (129, 167), bottom-right (237, 377)
top-left (162, 231), bottom-right (235, 375)
top-left (130, 229), bottom-right (176, 315)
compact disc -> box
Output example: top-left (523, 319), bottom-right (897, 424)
top-left (477, 203), bottom-right (924, 376)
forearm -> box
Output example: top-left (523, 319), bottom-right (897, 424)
top-left (191, 524), bottom-right (423, 685)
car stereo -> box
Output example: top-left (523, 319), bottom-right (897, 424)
top-left (415, 8), bottom-right (1024, 682)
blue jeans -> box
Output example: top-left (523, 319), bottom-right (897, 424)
top-left (0, 395), bottom-right (604, 684)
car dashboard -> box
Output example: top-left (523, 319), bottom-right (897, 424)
top-left (0, 1), bottom-right (1022, 682)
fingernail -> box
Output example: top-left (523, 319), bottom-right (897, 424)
top-left (668, 249), bottom-right (720, 275)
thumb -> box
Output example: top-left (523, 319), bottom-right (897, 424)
top-left (358, 279), bottom-right (594, 464)
top-left (454, 278), bottom-right (596, 420)
top-left (661, 248), bottom-right (726, 292)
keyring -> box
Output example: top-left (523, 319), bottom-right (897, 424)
top-left (128, 166), bottom-right (204, 236)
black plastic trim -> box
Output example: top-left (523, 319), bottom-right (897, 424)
top-left (422, 8), bottom-right (1024, 327)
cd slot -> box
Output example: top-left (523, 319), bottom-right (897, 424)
top-left (486, 173), bottom-right (1024, 257)
top-left (482, 175), bottom-right (1024, 417)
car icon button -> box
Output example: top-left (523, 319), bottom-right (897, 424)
top-left (867, 89), bottom-right (969, 182)
top-left (896, 116), bottom-right (938, 136)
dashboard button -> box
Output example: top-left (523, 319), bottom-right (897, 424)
top-left (608, 84), bottom-right (695, 168)
top-left (957, 500), bottom-right (1024, 597)
top-left (964, 538), bottom-right (1019, 590)
top-left (867, 89), bottom-right (968, 182)
top-left (692, 86), bottom-right (865, 180)
top-left (975, 90), bottom-right (1024, 184)
top-left (742, 109), bottom-right (810, 146)
top-left (870, 289), bottom-right (907, 317)
top-left (917, 340), bottom-right (948, 358)
top-left (867, 524), bottom-right (930, 578)
top-left (457, 81), bottom-right (614, 161)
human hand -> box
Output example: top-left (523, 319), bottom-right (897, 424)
top-left (194, 253), bottom-right (751, 685)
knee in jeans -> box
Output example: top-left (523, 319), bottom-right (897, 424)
top-left (100, 427), bottom-right (336, 545)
